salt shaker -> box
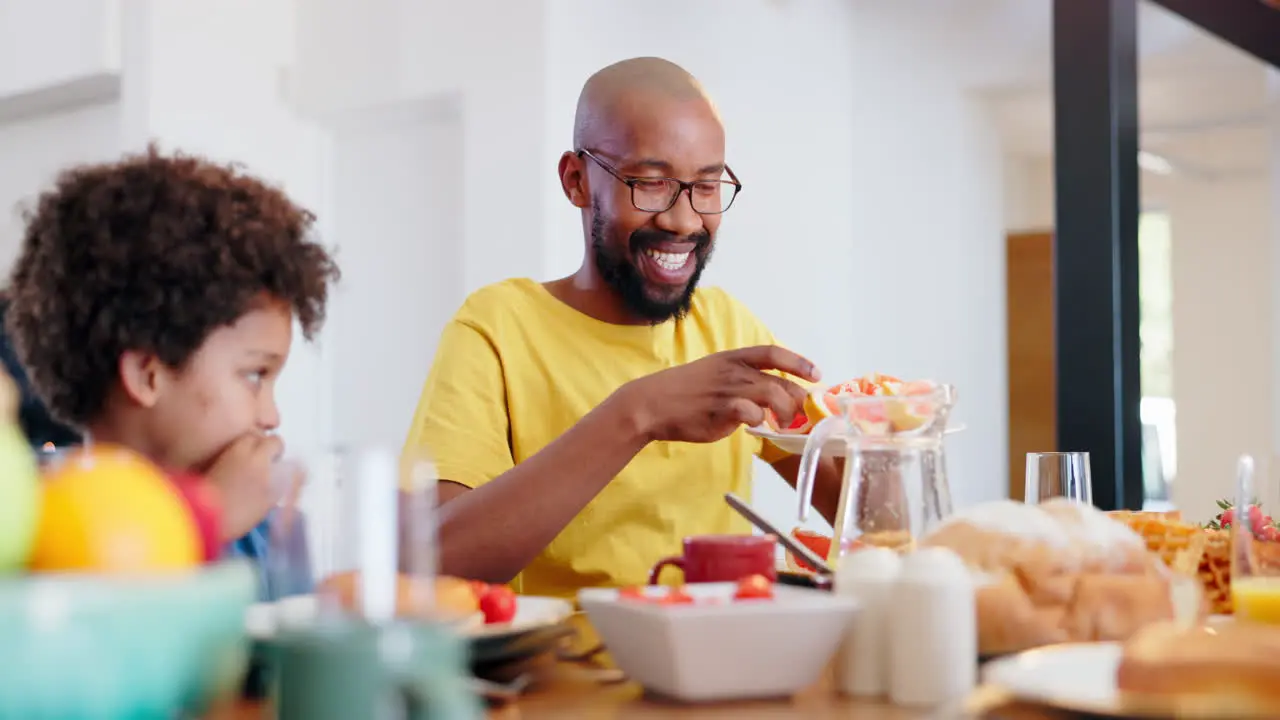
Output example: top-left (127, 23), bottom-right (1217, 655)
top-left (834, 547), bottom-right (903, 697)
top-left (888, 547), bottom-right (977, 707)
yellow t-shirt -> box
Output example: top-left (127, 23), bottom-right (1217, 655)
top-left (403, 277), bottom-right (788, 598)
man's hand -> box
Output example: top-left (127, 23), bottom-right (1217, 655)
top-left (205, 433), bottom-right (285, 542)
top-left (614, 345), bottom-right (821, 444)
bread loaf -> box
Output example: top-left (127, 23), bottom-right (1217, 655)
top-left (920, 499), bottom-right (1193, 655)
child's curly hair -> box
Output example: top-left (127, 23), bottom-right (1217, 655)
top-left (5, 145), bottom-right (340, 426)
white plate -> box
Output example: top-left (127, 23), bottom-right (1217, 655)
top-left (461, 595), bottom-right (574, 640)
top-left (746, 424), bottom-right (967, 456)
top-left (982, 641), bottom-right (1272, 719)
top-left (244, 593), bottom-right (572, 641)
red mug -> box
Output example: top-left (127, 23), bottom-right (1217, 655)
top-left (648, 534), bottom-right (777, 585)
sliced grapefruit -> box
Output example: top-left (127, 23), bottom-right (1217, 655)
top-left (763, 408), bottom-right (813, 435)
top-left (802, 388), bottom-right (838, 425)
top-left (786, 528), bottom-right (831, 573)
top-left (784, 528), bottom-right (917, 573)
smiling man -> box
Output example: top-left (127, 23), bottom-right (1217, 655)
top-left (403, 57), bottom-right (844, 598)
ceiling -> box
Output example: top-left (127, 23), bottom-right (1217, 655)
top-left (906, 0), bottom-right (1278, 178)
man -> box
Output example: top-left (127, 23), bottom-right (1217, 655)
top-left (403, 57), bottom-right (844, 597)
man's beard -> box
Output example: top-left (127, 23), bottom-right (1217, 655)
top-left (590, 203), bottom-right (713, 325)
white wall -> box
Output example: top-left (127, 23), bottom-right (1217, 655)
top-left (327, 98), bottom-right (464, 448)
top-left (2, 0), bottom-right (1012, 540)
top-left (0, 102), bottom-right (122, 269)
top-left (0, 0), bottom-right (119, 97)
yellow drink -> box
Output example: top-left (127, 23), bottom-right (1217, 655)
top-left (1231, 576), bottom-right (1280, 624)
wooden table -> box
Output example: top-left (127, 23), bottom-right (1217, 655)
top-left (219, 683), bottom-right (1077, 720)
top-left (213, 614), bottom-right (1078, 719)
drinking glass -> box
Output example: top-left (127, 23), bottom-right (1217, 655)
top-left (1231, 454), bottom-right (1280, 624)
top-left (1024, 451), bottom-right (1092, 505)
top-left (265, 445), bottom-right (440, 625)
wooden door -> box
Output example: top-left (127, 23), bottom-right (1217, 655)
top-left (1006, 232), bottom-right (1057, 500)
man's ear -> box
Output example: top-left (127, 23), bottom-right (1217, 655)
top-left (558, 152), bottom-right (589, 208)
top-left (118, 350), bottom-right (164, 408)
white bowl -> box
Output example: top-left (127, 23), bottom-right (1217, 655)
top-left (577, 583), bottom-right (858, 702)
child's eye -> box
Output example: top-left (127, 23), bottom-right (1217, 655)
top-left (244, 369), bottom-right (267, 385)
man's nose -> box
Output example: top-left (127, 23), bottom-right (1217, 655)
top-left (653, 188), bottom-right (704, 238)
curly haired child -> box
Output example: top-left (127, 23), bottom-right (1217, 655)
top-left (6, 145), bottom-right (339, 595)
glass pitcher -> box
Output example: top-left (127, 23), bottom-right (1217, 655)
top-left (795, 384), bottom-right (957, 568)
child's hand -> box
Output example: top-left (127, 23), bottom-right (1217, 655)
top-left (207, 433), bottom-right (285, 543)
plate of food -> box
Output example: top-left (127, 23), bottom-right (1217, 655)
top-left (243, 573), bottom-right (573, 643)
top-left (982, 620), bottom-right (1280, 718)
top-left (746, 373), bottom-right (965, 456)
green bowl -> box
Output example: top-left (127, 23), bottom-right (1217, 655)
top-left (0, 560), bottom-right (257, 720)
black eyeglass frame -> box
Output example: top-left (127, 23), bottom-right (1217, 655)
top-left (576, 149), bottom-right (743, 215)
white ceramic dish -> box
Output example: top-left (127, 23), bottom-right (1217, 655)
top-left (578, 582), bottom-right (858, 703)
top-left (464, 595), bottom-right (574, 640)
top-left (746, 424), bottom-right (966, 456)
top-left (982, 641), bottom-right (1272, 719)
top-left (244, 593), bottom-right (572, 642)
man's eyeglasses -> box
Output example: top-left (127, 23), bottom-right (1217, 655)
top-left (577, 149), bottom-right (742, 215)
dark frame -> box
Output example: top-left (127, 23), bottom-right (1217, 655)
top-left (1051, 0), bottom-right (1144, 511)
top-left (576, 149), bottom-right (742, 215)
top-left (1147, 0), bottom-right (1280, 69)
top-left (1050, 0), bottom-right (1278, 511)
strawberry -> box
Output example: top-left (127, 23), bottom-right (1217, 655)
top-left (1219, 507), bottom-right (1236, 528)
top-left (1249, 505), bottom-right (1265, 530)
top-left (1207, 497), bottom-right (1280, 541)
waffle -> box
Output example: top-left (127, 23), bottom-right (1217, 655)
top-left (1199, 529), bottom-right (1233, 615)
top-left (1107, 510), bottom-right (1207, 577)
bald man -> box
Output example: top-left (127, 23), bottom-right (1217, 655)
top-left (403, 57), bottom-right (844, 597)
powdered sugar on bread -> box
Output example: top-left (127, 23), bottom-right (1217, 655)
top-left (932, 500), bottom-right (1071, 547)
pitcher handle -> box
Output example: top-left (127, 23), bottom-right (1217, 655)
top-left (796, 415), bottom-right (848, 523)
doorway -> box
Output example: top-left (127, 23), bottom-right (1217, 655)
top-left (1005, 231), bottom-right (1057, 500)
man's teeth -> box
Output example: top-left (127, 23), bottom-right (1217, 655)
top-left (644, 249), bottom-right (691, 271)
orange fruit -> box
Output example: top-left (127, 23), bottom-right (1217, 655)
top-left (29, 445), bottom-right (201, 573)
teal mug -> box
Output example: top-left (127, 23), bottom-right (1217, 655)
top-left (272, 618), bottom-right (481, 720)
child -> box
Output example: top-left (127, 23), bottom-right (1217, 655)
top-left (5, 145), bottom-right (339, 598)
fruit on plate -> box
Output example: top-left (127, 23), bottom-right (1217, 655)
top-left (474, 582), bottom-right (518, 624)
top-left (762, 408), bottom-right (813, 435)
top-left (787, 528), bottom-right (831, 572)
top-left (0, 369), bottom-right (40, 572)
top-left (767, 373), bottom-right (942, 436)
top-left (318, 571), bottom-right (482, 620)
top-left (319, 572), bottom-right (523, 625)
top-left (783, 527), bottom-right (916, 572)
top-left (29, 445), bottom-right (202, 573)
top-left (167, 471), bottom-right (224, 563)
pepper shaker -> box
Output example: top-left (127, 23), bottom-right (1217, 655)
top-left (888, 547), bottom-right (977, 707)
top-left (834, 547), bottom-right (902, 697)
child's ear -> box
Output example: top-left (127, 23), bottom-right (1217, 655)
top-left (118, 350), bottom-right (163, 408)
